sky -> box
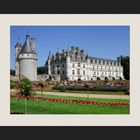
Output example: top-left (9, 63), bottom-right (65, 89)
top-left (10, 26), bottom-right (130, 69)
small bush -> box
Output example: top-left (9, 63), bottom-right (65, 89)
top-left (10, 83), bottom-right (16, 89)
top-left (59, 86), bottom-right (66, 92)
top-left (125, 90), bottom-right (129, 95)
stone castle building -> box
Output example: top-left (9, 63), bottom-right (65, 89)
top-left (15, 34), bottom-right (38, 81)
top-left (45, 46), bottom-right (124, 81)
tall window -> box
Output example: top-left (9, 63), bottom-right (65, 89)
top-left (77, 69), bottom-right (80, 75)
top-left (62, 70), bottom-right (65, 75)
top-left (72, 63), bottom-right (75, 67)
top-left (78, 63), bottom-right (80, 67)
top-left (83, 70), bottom-right (85, 75)
top-left (83, 64), bottom-right (85, 68)
top-left (72, 70), bottom-right (75, 75)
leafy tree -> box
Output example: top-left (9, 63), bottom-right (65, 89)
top-left (118, 55), bottom-right (130, 80)
top-left (37, 66), bottom-right (47, 74)
top-left (10, 69), bottom-right (15, 76)
top-left (17, 78), bottom-right (32, 114)
top-left (19, 78), bottom-right (32, 97)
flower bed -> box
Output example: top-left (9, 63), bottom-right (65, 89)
top-left (11, 95), bottom-right (129, 107)
top-left (52, 85), bottom-right (128, 92)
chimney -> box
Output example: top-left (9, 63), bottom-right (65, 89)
top-left (31, 38), bottom-right (36, 50)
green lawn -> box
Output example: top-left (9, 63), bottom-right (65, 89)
top-left (34, 93), bottom-right (129, 103)
top-left (11, 97), bottom-right (129, 114)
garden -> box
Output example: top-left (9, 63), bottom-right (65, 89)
top-left (10, 78), bottom-right (130, 114)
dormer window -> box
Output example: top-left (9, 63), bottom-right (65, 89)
top-left (95, 60), bottom-right (97, 64)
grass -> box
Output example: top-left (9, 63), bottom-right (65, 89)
top-left (34, 93), bottom-right (129, 103)
top-left (10, 97), bottom-right (129, 114)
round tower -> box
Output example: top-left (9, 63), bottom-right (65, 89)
top-left (16, 34), bottom-right (38, 81)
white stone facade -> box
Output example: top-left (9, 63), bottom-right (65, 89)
top-left (46, 46), bottom-right (124, 81)
top-left (15, 35), bottom-right (38, 81)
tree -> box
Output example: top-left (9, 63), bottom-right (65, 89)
top-left (18, 78), bottom-right (32, 114)
top-left (10, 69), bottom-right (15, 76)
top-left (38, 82), bottom-right (44, 97)
top-left (37, 66), bottom-right (47, 74)
top-left (118, 55), bottom-right (130, 80)
top-left (19, 78), bottom-right (32, 97)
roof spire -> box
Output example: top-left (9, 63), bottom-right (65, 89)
top-left (49, 50), bottom-right (51, 56)
top-left (17, 37), bottom-right (20, 44)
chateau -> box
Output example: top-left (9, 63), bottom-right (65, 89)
top-left (15, 34), bottom-right (38, 81)
top-left (14, 35), bottom-right (124, 82)
top-left (45, 46), bottom-right (124, 81)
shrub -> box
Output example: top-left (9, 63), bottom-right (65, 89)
top-left (10, 83), bottom-right (16, 89)
top-left (38, 82), bottom-right (44, 89)
top-left (125, 90), bottom-right (129, 95)
top-left (59, 86), bottom-right (66, 92)
top-left (83, 82), bottom-right (89, 88)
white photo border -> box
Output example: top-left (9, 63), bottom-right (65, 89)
top-left (0, 14), bottom-right (139, 126)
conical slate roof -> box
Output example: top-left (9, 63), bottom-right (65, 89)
top-left (15, 39), bottom-right (22, 48)
top-left (19, 35), bottom-right (37, 55)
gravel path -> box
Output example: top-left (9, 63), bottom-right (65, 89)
top-left (35, 91), bottom-right (129, 100)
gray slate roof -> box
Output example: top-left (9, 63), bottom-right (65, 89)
top-left (89, 56), bottom-right (117, 62)
top-left (19, 35), bottom-right (37, 55)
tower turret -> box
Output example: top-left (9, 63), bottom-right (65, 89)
top-left (15, 38), bottom-right (22, 76)
top-left (16, 34), bottom-right (38, 81)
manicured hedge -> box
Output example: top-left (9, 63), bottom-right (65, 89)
top-left (52, 85), bottom-right (128, 92)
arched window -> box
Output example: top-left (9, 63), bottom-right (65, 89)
top-left (57, 71), bottom-right (60, 75)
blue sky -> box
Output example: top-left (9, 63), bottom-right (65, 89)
top-left (10, 26), bottom-right (130, 69)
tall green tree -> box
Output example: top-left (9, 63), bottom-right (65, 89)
top-left (37, 66), bottom-right (47, 74)
top-left (19, 78), bottom-right (32, 97)
top-left (18, 78), bottom-right (32, 114)
top-left (118, 55), bottom-right (130, 80)
top-left (10, 69), bottom-right (15, 76)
